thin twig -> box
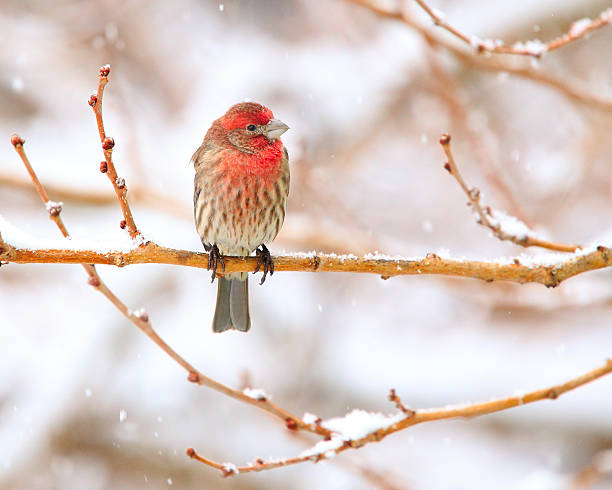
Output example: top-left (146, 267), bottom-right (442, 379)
top-left (346, 0), bottom-right (612, 112)
top-left (413, 0), bottom-right (612, 57)
top-left (88, 65), bottom-right (139, 238)
top-left (10, 135), bottom-right (70, 238)
top-left (388, 388), bottom-right (414, 415)
top-left (7, 135), bottom-right (329, 439)
top-left (423, 37), bottom-right (530, 223)
top-left (439, 133), bottom-right (580, 253)
top-left (189, 359), bottom-right (612, 475)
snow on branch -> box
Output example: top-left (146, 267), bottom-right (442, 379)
top-left (439, 134), bottom-right (580, 253)
top-left (413, 0), bottom-right (612, 57)
top-left (346, 0), bottom-right (612, 112)
top-left (1, 223), bottom-right (611, 287)
top-left (187, 360), bottom-right (612, 476)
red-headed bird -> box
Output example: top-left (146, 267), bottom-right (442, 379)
top-left (192, 102), bottom-right (290, 332)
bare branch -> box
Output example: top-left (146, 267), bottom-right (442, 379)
top-left (439, 134), bottom-right (581, 253)
top-left (388, 388), bottom-right (414, 415)
top-left (423, 39), bottom-right (530, 222)
top-left (188, 359), bottom-right (612, 475)
top-left (414, 0), bottom-right (612, 57)
top-left (89, 65), bottom-right (140, 238)
top-left (11, 135), bottom-right (70, 238)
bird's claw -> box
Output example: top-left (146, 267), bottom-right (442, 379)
top-left (207, 244), bottom-right (225, 282)
top-left (254, 244), bottom-right (274, 285)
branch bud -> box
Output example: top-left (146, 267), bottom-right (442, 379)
top-left (87, 275), bottom-right (101, 287)
top-left (285, 418), bottom-right (298, 431)
top-left (11, 134), bottom-right (25, 147)
top-left (88, 94), bottom-right (97, 108)
top-left (99, 161), bottom-right (108, 173)
top-left (115, 177), bottom-right (125, 189)
top-left (439, 133), bottom-right (451, 145)
top-left (99, 64), bottom-right (111, 77)
top-left (46, 201), bottom-right (63, 216)
top-left (119, 220), bottom-right (127, 229)
top-left (443, 162), bottom-right (451, 173)
top-left (186, 448), bottom-right (196, 458)
top-left (102, 137), bottom-right (115, 150)
top-left (187, 372), bottom-right (200, 383)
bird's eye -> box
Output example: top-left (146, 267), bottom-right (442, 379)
top-left (246, 124), bottom-right (256, 131)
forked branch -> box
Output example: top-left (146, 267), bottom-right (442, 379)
top-left (188, 359), bottom-right (612, 475)
top-left (413, 0), bottom-right (612, 57)
top-left (439, 134), bottom-right (581, 253)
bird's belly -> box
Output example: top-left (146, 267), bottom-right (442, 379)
top-left (208, 180), bottom-right (285, 256)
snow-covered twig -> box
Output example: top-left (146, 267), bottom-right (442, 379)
top-left (414, 0), bottom-right (611, 58)
top-left (188, 360), bottom-right (612, 476)
top-left (88, 65), bottom-right (140, 239)
top-left (439, 134), bottom-right (580, 253)
top-left (346, 0), bottom-right (612, 112)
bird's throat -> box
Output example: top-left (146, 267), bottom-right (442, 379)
top-left (223, 140), bottom-right (284, 185)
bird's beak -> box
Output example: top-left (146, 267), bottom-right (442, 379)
top-left (264, 119), bottom-right (290, 140)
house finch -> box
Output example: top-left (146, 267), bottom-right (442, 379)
top-left (192, 102), bottom-right (290, 333)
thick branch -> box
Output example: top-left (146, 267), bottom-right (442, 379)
top-left (1, 239), bottom-right (610, 288)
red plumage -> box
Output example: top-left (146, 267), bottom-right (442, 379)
top-left (192, 102), bottom-right (290, 332)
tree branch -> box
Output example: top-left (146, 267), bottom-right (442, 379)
top-left (346, 0), bottom-right (612, 112)
top-left (1, 237), bottom-right (610, 288)
top-left (88, 65), bottom-right (140, 238)
top-left (439, 134), bottom-right (581, 253)
top-left (413, 0), bottom-right (612, 57)
top-left (188, 359), bottom-right (612, 476)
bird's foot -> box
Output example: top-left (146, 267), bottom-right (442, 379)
top-left (254, 244), bottom-right (274, 285)
top-left (207, 244), bottom-right (225, 282)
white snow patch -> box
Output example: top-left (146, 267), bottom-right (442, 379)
top-left (569, 17), bottom-right (592, 37)
top-left (0, 214), bottom-right (141, 253)
top-left (242, 388), bottom-right (268, 401)
top-left (321, 409), bottom-right (405, 441)
top-left (303, 412), bottom-right (319, 425)
top-left (133, 308), bottom-right (148, 320)
top-left (45, 200), bottom-right (63, 213)
top-left (512, 39), bottom-right (547, 56)
top-left (487, 209), bottom-right (532, 240)
top-left (299, 436), bottom-right (344, 458)
top-left (222, 462), bottom-right (238, 475)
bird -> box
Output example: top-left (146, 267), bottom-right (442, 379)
top-left (192, 102), bottom-right (290, 333)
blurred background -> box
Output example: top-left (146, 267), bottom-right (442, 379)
top-left (1, 0), bottom-right (612, 488)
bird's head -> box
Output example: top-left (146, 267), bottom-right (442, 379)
top-left (215, 102), bottom-right (289, 153)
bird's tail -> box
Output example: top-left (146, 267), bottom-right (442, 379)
top-left (212, 274), bottom-right (251, 332)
